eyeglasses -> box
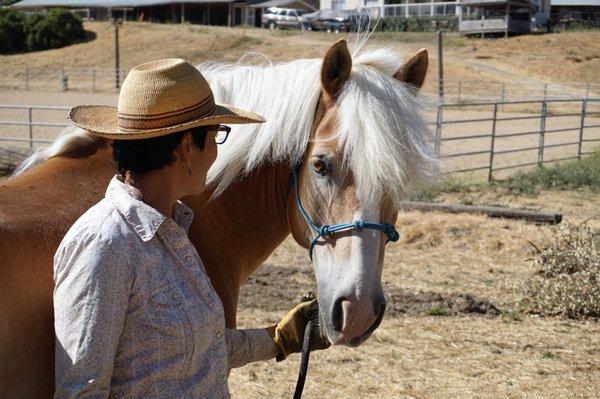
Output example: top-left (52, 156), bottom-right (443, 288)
top-left (215, 125), bottom-right (231, 145)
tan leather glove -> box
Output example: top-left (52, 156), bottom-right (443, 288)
top-left (266, 298), bottom-right (331, 362)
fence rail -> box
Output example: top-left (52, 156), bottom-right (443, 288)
top-left (365, 2), bottom-right (459, 18)
top-left (437, 98), bottom-right (600, 180)
top-left (1, 99), bottom-right (599, 180)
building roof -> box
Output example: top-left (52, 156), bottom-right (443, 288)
top-left (11, 0), bottom-right (234, 8)
top-left (248, 0), bottom-right (316, 10)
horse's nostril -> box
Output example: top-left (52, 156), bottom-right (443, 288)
top-left (374, 298), bottom-right (387, 318)
top-left (332, 296), bottom-right (345, 332)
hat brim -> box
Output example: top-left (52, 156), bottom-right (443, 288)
top-left (68, 104), bottom-right (265, 140)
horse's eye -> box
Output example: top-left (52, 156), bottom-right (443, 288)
top-left (313, 159), bottom-right (329, 176)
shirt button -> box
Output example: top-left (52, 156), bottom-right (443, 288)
top-left (216, 331), bottom-right (223, 338)
top-left (184, 255), bottom-right (193, 263)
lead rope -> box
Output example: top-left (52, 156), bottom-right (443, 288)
top-left (293, 319), bottom-right (314, 399)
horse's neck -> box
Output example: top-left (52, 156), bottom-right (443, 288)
top-left (185, 163), bottom-right (292, 328)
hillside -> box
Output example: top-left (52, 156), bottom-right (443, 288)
top-left (0, 22), bottom-right (599, 94)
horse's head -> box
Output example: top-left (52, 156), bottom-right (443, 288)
top-left (288, 40), bottom-right (430, 347)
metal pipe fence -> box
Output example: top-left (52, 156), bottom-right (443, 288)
top-left (1, 99), bottom-right (599, 181)
top-left (437, 98), bottom-right (600, 180)
top-left (436, 80), bottom-right (600, 103)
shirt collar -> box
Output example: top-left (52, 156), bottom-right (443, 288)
top-left (105, 174), bottom-right (195, 242)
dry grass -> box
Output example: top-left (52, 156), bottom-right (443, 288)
top-left (0, 23), bottom-right (599, 94)
top-left (229, 186), bottom-right (600, 398)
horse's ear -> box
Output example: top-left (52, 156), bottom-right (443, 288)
top-left (393, 48), bottom-right (428, 89)
top-left (321, 39), bottom-right (352, 100)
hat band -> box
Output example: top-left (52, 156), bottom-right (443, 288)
top-left (117, 94), bottom-right (216, 132)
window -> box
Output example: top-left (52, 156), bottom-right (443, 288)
top-left (331, 0), bottom-right (346, 11)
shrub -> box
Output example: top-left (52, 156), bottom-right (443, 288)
top-left (520, 223), bottom-right (600, 318)
top-left (0, 9), bottom-right (26, 53)
top-left (500, 149), bottom-right (600, 195)
top-left (24, 8), bottom-right (85, 51)
top-left (0, 8), bottom-right (85, 54)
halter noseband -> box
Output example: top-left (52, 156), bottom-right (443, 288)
top-left (292, 167), bottom-right (400, 260)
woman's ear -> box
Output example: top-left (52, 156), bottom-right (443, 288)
top-left (177, 131), bottom-right (194, 167)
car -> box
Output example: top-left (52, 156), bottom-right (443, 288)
top-left (301, 9), bottom-right (369, 33)
top-left (262, 7), bottom-right (308, 30)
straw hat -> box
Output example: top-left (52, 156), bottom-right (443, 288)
top-left (69, 58), bottom-right (265, 140)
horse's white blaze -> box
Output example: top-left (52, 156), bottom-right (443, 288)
top-left (313, 190), bottom-right (384, 345)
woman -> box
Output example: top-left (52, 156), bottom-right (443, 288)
top-left (53, 58), bottom-right (328, 398)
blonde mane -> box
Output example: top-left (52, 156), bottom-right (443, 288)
top-left (12, 45), bottom-right (436, 205)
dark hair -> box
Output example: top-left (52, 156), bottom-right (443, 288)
top-left (111, 125), bottom-right (213, 175)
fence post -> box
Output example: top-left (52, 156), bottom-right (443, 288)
top-left (25, 67), bottom-right (29, 91)
top-left (577, 99), bottom-right (587, 159)
top-left (538, 101), bottom-right (547, 166)
top-left (28, 107), bottom-right (33, 149)
top-left (488, 103), bottom-right (498, 182)
top-left (61, 68), bottom-right (68, 91)
top-left (92, 68), bottom-right (96, 92)
top-left (435, 100), bottom-right (443, 156)
top-left (585, 83), bottom-right (590, 100)
top-left (543, 83), bottom-right (548, 102)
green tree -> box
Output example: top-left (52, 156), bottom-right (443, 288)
top-left (24, 8), bottom-right (85, 51)
top-left (0, 9), bottom-right (26, 53)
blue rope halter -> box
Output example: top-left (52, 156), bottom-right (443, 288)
top-left (292, 167), bottom-right (400, 260)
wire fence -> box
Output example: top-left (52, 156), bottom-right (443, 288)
top-left (0, 67), bottom-right (125, 93)
top-left (1, 99), bottom-right (599, 180)
top-left (1, 66), bottom-right (599, 103)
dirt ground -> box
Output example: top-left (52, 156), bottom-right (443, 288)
top-left (1, 23), bottom-right (599, 398)
top-left (229, 187), bottom-right (600, 398)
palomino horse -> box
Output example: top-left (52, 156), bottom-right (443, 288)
top-left (0, 39), bottom-right (434, 397)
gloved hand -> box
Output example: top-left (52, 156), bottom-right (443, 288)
top-left (266, 297), bottom-right (330, 362)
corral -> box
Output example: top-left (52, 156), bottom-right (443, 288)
top-left (1, 22), bottom-right (599, 398)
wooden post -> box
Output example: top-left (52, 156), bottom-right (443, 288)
top-left (505, 0), bottom-right (509, 37)
top-left (24, 67), bottom-right (29, 91)
top-left (228, 2), bottom-right (233, 27)
top-left (181, 3), bottom-right (185, 23)
top-left (398, 201), bottom-right (563, 225)
top-left (438, 30), bottom-right (444, 99)
top-left (114, 20), bottom-right (120, 89)
top-left (577, 99), bottom-right (587, 159)
top-left (207, 3), bottom-right (211, 25)
top-left (488, 103), bottom-right (498, 181)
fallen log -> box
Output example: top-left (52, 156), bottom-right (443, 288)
top-left (399, 201), bottom-right (562, 225)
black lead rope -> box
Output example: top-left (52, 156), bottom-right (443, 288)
top-left (293, 319), bottom-right (314, 399)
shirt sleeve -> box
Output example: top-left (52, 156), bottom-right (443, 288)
top-left (225, 328), bottom-right (279, 369)
top-left (53, 234), bottom-right (133, 399)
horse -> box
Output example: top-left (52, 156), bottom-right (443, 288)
top-left (0, 39), bottom-right (435, 397)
